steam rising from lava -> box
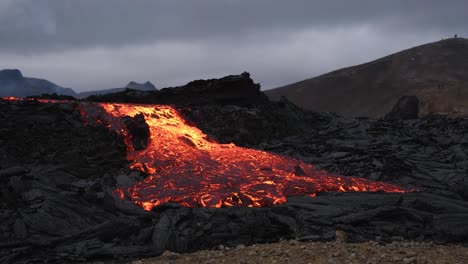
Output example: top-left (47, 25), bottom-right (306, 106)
top-left (79, 102), bottom-right (407, 211)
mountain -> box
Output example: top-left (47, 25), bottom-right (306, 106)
top-left (0, 69), bottom-right (76, 97)
top-left (78, 81), bottom-right (157, 98)
top-left (266, 37), bottom-right (468, 117)
top-left (125, 81), bottom-right (157, 91)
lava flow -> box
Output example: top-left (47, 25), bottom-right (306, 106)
top-left (78, 102), bottom-right (408, 211)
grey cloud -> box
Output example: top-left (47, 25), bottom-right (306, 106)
top-left (0, 1), bottom-right (466, 91)
top-left (2, 25), bottom-right (441, 91)
top-left (1, 0), bottom-right (467, 53)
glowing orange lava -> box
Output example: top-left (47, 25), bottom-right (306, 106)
top-left (0, 96), bottom-right (64, 104)
top-left (1, 96), bottom-right (408, 210)
top-left (79, 102), bottom-right (408, 211)
top-left (3, 96), bottom-right (17, 101)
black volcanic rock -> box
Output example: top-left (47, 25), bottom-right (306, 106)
top-left (0, 69), bottom-right (23, 80)
top-left (85, 72), bottom-right (269, 107)
top-left (160, 71), bottom-right (267, 106)
top-left (184, 103), bottom-right (468, 201)
top-left (122, 113), bottom-right (150, 151)
top-left (1, 88), bottom-right (468, 263)
top-left (181, 97), bottom-right (312, 146)
top-left (384, 96), bottom-right (419, 120)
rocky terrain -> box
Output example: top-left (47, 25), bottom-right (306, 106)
top-left (141, 239), bottom-right (468, 264)
top-left (0, 73), bottom-right (467, 263)
top-left (182, 96), bottom-right (468, 201)
top-left (266, 37), bottom-right (468, 118)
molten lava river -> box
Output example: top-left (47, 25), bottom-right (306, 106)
top-left (75, 102), bottom-right (407, 211)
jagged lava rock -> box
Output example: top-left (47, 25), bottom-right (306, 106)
top-left (122, 113), bottom-right (151, 151)
top-left (86, 72), bottom-right (269, 107)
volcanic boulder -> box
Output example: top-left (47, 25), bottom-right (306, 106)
top-left (122, 113), bottom-right (150, 151)
top-left (384, 96), bottom-right (419, 120)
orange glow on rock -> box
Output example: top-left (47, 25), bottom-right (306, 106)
top-left (77, 102), bottom-right (408, 211)
top-left (0, 96), bottom-right (64, 104)
top-left (1, 96), bottom-right (22, 101)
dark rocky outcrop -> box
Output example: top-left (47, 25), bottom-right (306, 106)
top-left (86, 72), bottom-right (269, 107)
top-left (384, 96), bottom-right (419, 120)
top-left (122, 113), bottom-right (150, 151)
top-left (181, 97), bottom-right (312, 146)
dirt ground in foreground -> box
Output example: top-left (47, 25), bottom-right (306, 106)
top-left (134, 240), bottom-right (468, 264)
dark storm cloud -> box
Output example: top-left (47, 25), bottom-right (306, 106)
top-left (1, 0), bottom-right (467, 53)
top-left (0, 1), bottom-right (467, 91)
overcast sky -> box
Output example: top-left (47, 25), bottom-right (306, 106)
top-left (0, 0), bottom-right (466, 92)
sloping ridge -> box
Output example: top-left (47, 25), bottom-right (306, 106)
top-left (78, 81), bottom-right (157, 98)
top-left (266, 38), bottom-right (468, 117)
top-left (0, 69), bottom-right (76, 97)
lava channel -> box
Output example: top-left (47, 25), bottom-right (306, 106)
top-left (76, 102), bottom-right (409, 211)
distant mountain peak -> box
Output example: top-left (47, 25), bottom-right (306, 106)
top-left (0, 68), bottom-right (76, 97)
top-left (78, 81), bottom-right (158, 98)
top-left (0, 69), bottom-right (23, 80)
top-left (125, 81), bottom-right (157, 91)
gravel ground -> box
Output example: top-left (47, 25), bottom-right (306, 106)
top-left (135, 239), bottom-right (468, 264)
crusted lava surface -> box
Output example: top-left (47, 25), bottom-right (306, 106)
top-left (1, 73), bottom-right (468, 263)
top-left (81, 102), bottom-right (406, 211)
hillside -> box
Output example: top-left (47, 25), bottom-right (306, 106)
top-left (0, 69), bottom-right (76, 97)
top-left (266, 38), bottom-right (468, 118)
